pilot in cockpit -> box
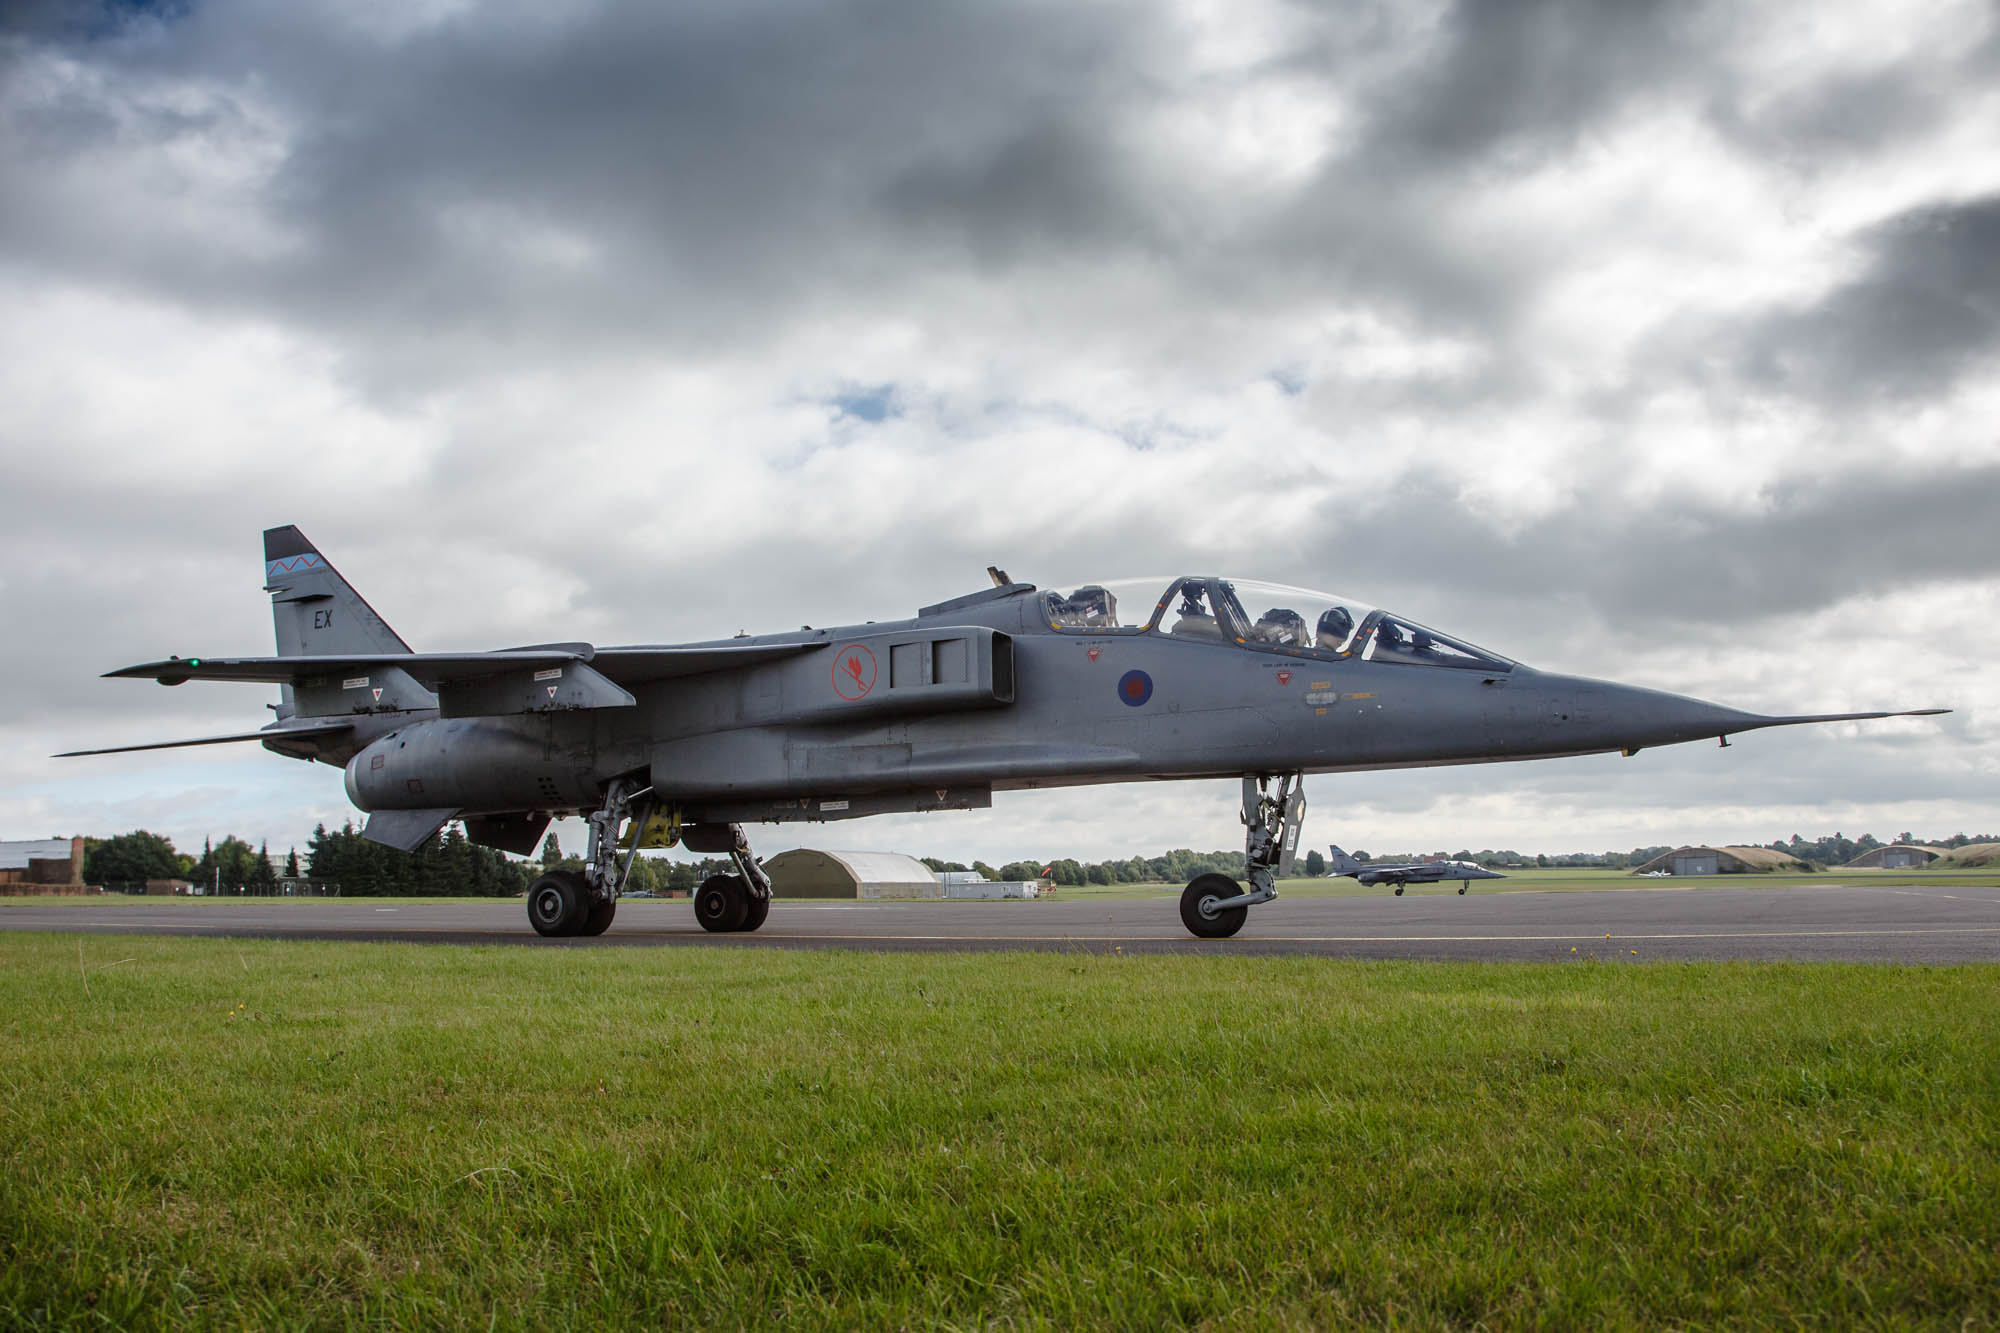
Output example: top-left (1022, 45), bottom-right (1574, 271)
top-left (1253, 607), bottom-right (1308, 648)
top-left (1171, 583), bottom-right (1223, 639)
top-left (1316, 606), bottom-right (1354, 650)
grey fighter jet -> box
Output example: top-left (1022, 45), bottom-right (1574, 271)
top-left (62, 529), bottom-right (1947, 940)
top-left (1325, 846), bottom-right (1507, 895)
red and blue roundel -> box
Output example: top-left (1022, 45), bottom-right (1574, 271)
top-left (1117, 669), bottom-right (1153, 707)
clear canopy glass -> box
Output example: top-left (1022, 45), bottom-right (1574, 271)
top-left (1041, 576), bottom-right (1512, 671)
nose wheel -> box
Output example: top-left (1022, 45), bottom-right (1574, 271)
top-left (1180, 873), bottom-right (1248, 938)
top-left (1177, 773), bottom-right (1305, 939)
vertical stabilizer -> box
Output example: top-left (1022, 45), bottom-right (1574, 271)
top-left (264, 526), bottom-right (414, 658)
top-left (1326, 845), bottom-right (1363, 877)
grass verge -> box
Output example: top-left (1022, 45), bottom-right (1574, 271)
top-left (4, 934), bottom-right (1997, 1328)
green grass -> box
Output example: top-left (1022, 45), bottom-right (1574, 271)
top-left (4, 936), bottom-right (1998, 1329)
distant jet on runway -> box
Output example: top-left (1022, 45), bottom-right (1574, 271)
top-left (1327, 846), bottom-right (1507, 895)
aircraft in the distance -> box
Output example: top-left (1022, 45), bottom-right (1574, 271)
top-left (62, 528), bottom-right (1947, 939)
top-left (1325, 846), bottom-right (1507, 895)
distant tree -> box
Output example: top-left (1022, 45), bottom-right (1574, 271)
top-left (251, 840), bottom-right (278, 890)
top-left (1304, 849), bottom-right (1325, 877)
top-left (541, 834), bottom-right (563, 868)
top-left (285, 847), bottom-right (301, 877)
top-left (83, 830), bottom-right (183, 886)
top-left (971, 861), bottom-right (999, 880)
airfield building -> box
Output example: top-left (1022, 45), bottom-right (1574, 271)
top-left (1934, 842), bottom-right (2000, 868)
top-left (1629, 845), bottom-right (1808, 876)
top-left (0, 837), bottom-right (86, 894)
top-left (764, 849), bottom-right (942, 900)
top-left (1844, 845), bottom-right (1942, 869)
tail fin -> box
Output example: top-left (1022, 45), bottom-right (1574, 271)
top-left (1326, 845), bottom-right (1363, 877)
top-left (264, 526), bottom-right (412, 658)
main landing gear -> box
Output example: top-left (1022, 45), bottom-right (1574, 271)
top-left (687, 823), bottom-right (773, 934)
top-left (526, 778), bottom-right (774, 938)
top-left (1179, 773), bottom-right (1305, 939)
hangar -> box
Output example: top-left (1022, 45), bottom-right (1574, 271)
top-left (1844, 845), bottom-right (1941, 869)
top-left (1935, 842), bottom-right (2000, 868)
top-left (764, 849), bottom-right (941, 900)
top-left (1629, 845), bottom-right (1808, 876)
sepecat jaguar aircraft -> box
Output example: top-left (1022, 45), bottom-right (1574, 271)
top-left (62, 527), bottom-right (1947, 939)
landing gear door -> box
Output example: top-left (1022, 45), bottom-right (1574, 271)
top-left (1278, 785), bottom-right (1307, 876)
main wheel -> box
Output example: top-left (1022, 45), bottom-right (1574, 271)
top-left (1457, 884), bottom-right (1467, 895)
top-left (695, 874), bottom-right (750, 933)
top-left (528, 871), bottom-right (589, 937)
top-left (577, 896), bottom-right (617, 936)
top-left (1394, 884), bottom-right (1405, 896)
top-left (740, 892), bottom-right (770, 932)
top-left (1180, 873), bottom-right (1248, 939)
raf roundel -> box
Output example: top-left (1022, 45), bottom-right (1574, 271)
top-left (1117, 669), bottom-right (1153, 707)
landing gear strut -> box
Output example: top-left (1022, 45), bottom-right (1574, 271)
top-left (523, 781), bottom-right (776, 938)
top-left (1178, 773), bottom-right (1306, 939)
top-left (527, 777), bottom-right (651, 939)
top-left (685, 821), bottom-right (772, 934)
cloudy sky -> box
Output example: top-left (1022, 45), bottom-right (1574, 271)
top-left (2, 0), bottom-right (1995, 867)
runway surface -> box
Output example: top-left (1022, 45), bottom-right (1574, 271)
top-left (7, 881), bottom-right (2000, 961)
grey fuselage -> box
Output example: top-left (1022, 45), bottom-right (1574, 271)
top-left (334, 581), bottom-right (1780, 828)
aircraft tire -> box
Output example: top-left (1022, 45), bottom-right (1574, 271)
top-left (695, 874), bottom-right (750, 933)
top-left (528, 871), bottom-right (589, 937)
top-left (1394, 885), bottom-right (1405, 896)
top-left (740, 893), bottom-right (770, 932)
top-left (577, 896), bottom-right (617, 936)
top-left (1458, 884), bottom-right (1467, 895)
top-left (1180, 873), bottom-right (1247, 939)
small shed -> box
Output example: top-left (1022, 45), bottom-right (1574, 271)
top-left (1844, 845), bottom-right (1941, 869)
top-left (764, 849), bottom-right (941, 900)
top-left (1629, 845), bottom-right (1808, 876)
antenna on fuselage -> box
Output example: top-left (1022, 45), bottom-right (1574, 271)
top-left (987, 566), bottom-right (1011, 587)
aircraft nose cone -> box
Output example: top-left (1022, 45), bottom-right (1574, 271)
top-left (1530, 671), bottom-right (1768, 751)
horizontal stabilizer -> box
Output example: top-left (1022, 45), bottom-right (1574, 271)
top-left (362, 808), bottom-right (461, 852)
top-left (55, 719), bottom-right (354, 758)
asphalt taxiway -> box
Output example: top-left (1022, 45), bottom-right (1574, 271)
top-left (6, 881), bottom-right (2000, 961)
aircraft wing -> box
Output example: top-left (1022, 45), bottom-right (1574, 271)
top-left (105, 651), bottom-right (591, 686)
top-left (55, 718), bottom-right (354, 758)
top-left (588, 642), bottom-right (827, 683)
top-left (105, 642), bottom-right (825, 688)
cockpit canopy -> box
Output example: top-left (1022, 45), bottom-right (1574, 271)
top-left (1043, 576), bottom-right (1512, 672)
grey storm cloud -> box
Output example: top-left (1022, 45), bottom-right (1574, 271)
top-left (3, 0), bottom-right (1995, 859)
top-left (1304, 461), bottom-right (2000, 635)
top-left (1737, 196), bottom-right (2000, 403)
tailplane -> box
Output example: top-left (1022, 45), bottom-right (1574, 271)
top-left (1326, 845), bottom-right (1363, 877)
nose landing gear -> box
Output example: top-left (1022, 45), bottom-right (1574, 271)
top-left (1177, 773), bottom-right (1305, 939)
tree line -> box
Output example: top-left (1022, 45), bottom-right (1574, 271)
top-left (73, 822), bottom-right (2000, 898)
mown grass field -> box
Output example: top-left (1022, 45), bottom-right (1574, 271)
top-left (4, 934), bottom-right (1997, 1329)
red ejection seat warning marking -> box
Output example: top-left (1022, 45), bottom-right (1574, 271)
top-left (833, 644), bottom-right (878, 701)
